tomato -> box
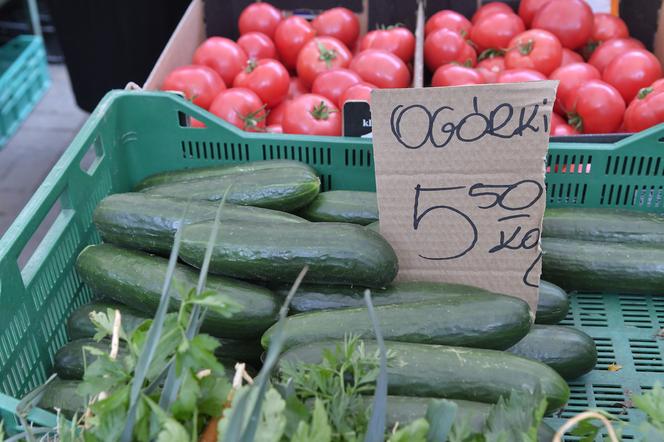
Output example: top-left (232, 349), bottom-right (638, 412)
top-left (591, 13), bottom-right (629, 44)
top-left (561, 48), bottom-right (584, 66)
top-left (209, 87), bottom-right (266, 131)
top-left (296, 37), bottom-right (352, 86)
top-left (237, 32), bottom-right (277, 61)
top-left (289, 77), bottom-right (309, 99)
top-left (274, 16), bottom-right (315, 70)
top-left (550, 113), bottom-right (579, 136)
top-left (266, 124), bottom-right (283, 133)
top-left (349, 49), bottom-right (411, 89)
top-left (432, 64), bottom-right (485, 87)
top-left (532, 0), bottom-right (593, 50)
top-left (549, 62), bottom-right (601, 114)
top-left (193, 37), bottom-right (247, 86)
top-left (505, 29), bottom-right (562, 76)
top-left (161, 65), bottom-right (225, 110)
top-left (567, 80), bottom-right (625, 133)
top-left (472, 2), bottom-right (514, 25)
top-left (425, 10), bottom-right (472, 36)
top-left (311, 68), bottom-right (362, 106)
top-left (624, 87), bottom-right (664, 132)
top-left (339, 82), bottom-right (375, 107)
top-left (477, 56), bottom-right (504, 83)
top-left (471, 13), bottom-right (525, 54)
top-left (233, 59), bottom-right (290, 108)
top-left (518, 0), bottom-right (551, 27)
top-left (359, 27), bottom-right (415, 62)
top-left (497, 68), bottom-right (546, 83)
top-left (424, 28), bottom-right (476, 71)
top-left (267, 99), bottom-right (289, 125)
top-left (238, 2), bottom-right (282, 39)
top-left (602, 49), bottom-right (663, 103)
top-left (588, 38), bottom-right (645, 73)
top-left (644, 78), bottom-right (664, 95)
top-left (311, 7), bottom-right (360, 48)
top-left (282, 94), bottom-right (341, 136)
top-left (190, 118), bottom-right (206, 128)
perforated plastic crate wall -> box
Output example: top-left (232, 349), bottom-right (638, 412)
top-left (0, 35), bottom-right (51, 149)
top-left (0, 90), bottom-right (663, 434)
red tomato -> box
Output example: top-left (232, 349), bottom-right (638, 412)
top-left (359, 27), bottom-right (415, 62)
top-left (350, 49), bottom-right (411, 89)
top-left (505, 29), bottom-right (562, 76)
top-left (289, 77), bottom-right (309, 99)
top-left (296, 37), bottom-right (352, 86)
top-left (312, 68), bottom-right (362, 106)
top-left (471, 13), bottom-right (525, 54)
top-left (591, 13), bottom-right (628, 44)
top-left (282, 94), bottom-right (341, 136)
top-left (588, 38), bottom-right (645, 73)
top-left (209, 87), bottom-right (266, 131)
top-left (425, 10), bottom-right (472, 36)
top-left (532, 0), bottom-right (593, 49)
top-left (497, 68), bottom-right (546, 83)
top-left (238, 2), bottom-right (282, 39)
top-left (602, 49), bottom-right (663, 103)
top-left (472, 2), bottom-right (514, 25)
top-left (432, 64), bottom-right (485, 87)
top-left (339, 82), bottom-right (375, 107)
top-left (161, 65), bottom-right (225, 110)
top-left (237, 32), bottom-right (277, 61)
top-left (274, 16), bottom-right (315, 70)
top-left (267, 99), bottom-right (289, 125)
top-left (567, 80), bottom-right (625, 133)
top-left (624, 88), bottom-right (664, 132)
top-left (549, 62), bottom-right (601, 114)
top-left (311, 7), bottom-right (360, 48)
top-left (646, 78), bottom-right (664, 95)
top-left (233, 59), bottom-right (290, 108)
top-left (424, 28), bottom-right (476, 71)
top-left (550, 112), bottom-right (579, 136)
top-left (477, 56), bottom-right (505, 73)
top-left (266, 124), bottom-right (283, 133)
top-left (561, 48), bottom-right (584, 66)
top-left (190, 117), bottom-right (206, 128)
top-left (477, 67), bottom-right (498, 83)
top-left (193, 37), bottom-right (248, 86)
top-left (517, 0), bottom-right (551, 27)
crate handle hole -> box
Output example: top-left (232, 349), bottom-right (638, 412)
top-left (79, 135), bottom-right (104, 176)
top-left (177, 111), bottom-right (205, 128)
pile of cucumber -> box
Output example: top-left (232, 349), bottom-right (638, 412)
top-left (42, 159), bottom-right (611, 421)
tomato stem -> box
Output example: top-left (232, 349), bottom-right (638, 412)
top-left (244, 59), bottom-right (258, 73)
top-left (517, 40), bottom-right (534, 56)
top-left (317, 42), bottom-right (338, 68)
top-left (638, 87), bottom-right (654, 100)
top-left (567, 113), bottom-right (583, 133)
top-left (310, 101), bottom-right (336, 120)
top-left (240, 104), bottom-right (267, 130)
top-left (478, 48), bottom-right (505, 61)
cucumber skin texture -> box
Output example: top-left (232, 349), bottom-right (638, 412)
top-left (262, 295), bottom-right (532, 351)
top-left (55, 339), bottom-right (129, 380)
top-left (507, 325), bottom-right (597, 380)
top-left (542, 238), bottom-right (664, 294)
top-left (67, 301), bottom-right (148, 341)
top-left (76, 244), bottom-right (279, 339)
top-left (94, 193), bottom-right (306, 256)
top-left (536, 281), bottom-right (569, 325)
top-left (543, 208), bottom-right (664, 244)
top-left (366, 221), bottom-right (379, 232)
top-left (279, 340), bottom-right (570, 413)
top-left (180, 221), bottom-right (399, 287)
top-left (139, 161), bottom-right (320, 212)
top-left (298, 191), bottom-right (378, 225)
top-left (38, 378), bottom-right (87, 418)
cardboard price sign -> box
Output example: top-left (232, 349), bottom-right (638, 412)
top-left (370, 81), bottom-right (557, 311)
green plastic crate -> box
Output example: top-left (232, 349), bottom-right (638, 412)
top-left (0, 90), bottom-right (662, 436)
top-left (0, 35), bottom-right (51, 149)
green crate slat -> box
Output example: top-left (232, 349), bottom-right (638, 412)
top-left (0, 35), bottom-right (51, 149)
top-left (0, 90), bottom-right (662, 435)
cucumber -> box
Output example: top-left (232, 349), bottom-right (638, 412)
top-left (536, 281), bottom-right (569, 324)
top-left (543, 208), bottom-right (664, 244)
top-left (542, 238), bottom-right (664, 294)
top-left (138, 160), bottom-right (320, 212)
top-left (262, 295), bottom-right (532, 351)
top-left (279, 340), bottom-right (570, 413)
top-left (366, 221), bottom-right (380, 232)
top-left (298, 191), bottom-right (378, 225)
top-left (54, 339), bottom-right (129, 380)
top-left (67, 301), bottom-right (148, 340)
top-left (94, 193), bottom-right (306, 255)
top-left (507, 325), bottom-right (597, 380)
top-left (37, 378), bottom-right (87, 418)
top-left (180, 220), bottom-right (399, 287)
top-left (75, 244), bottom-right (279, 338)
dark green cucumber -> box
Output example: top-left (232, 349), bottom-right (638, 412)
top-left (543, 208), bottom-right (664, 244)
top-left (507, 325), bottom-right (597, 380)
top-left (262, 295), bottom-right (532, 351)
top-left (138, 160), bottom-right (320, 212)
top-left (37, 378), bottom-right (87, 418)
top-left (94, 193), bottom-right (306, 255)
top-left (279, 340), bottom-right (570, 413)
top-left (366, 221), bottom-right (380, 232)
top-left (542, 238), bottom-right (664, 293)
top-left (298, 191), bottom-right (378, 225)
top-left (67, 301), bottom-right (148, 340)
top-left (55, 339), bottom-right (130, 380)
top-left (536, 281), bottom-right (569, 324)
top-left (75, 244), bottom-right (279, 338)
top-left (180, 220), bottom-right (399, 287)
